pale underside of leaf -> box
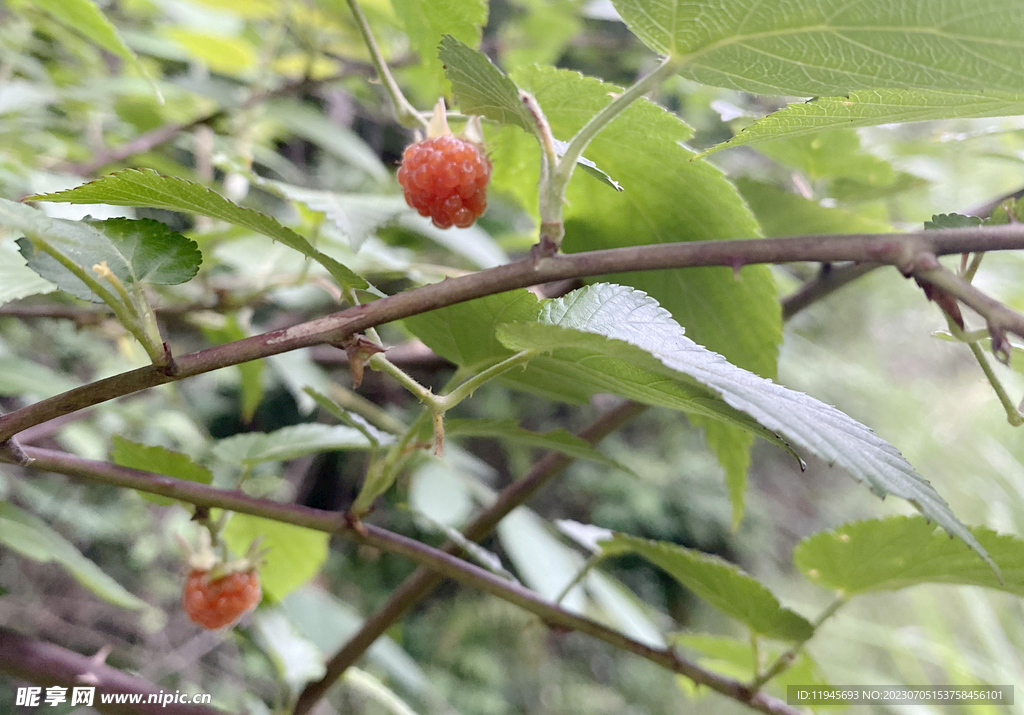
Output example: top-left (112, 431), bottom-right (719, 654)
top-left (496, 283), bottom-right (991, 567)
top-left (702, 89), bottom-right (1024, 156)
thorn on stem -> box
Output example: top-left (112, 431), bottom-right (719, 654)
top-left (337, 334), bottom-right (386, 388)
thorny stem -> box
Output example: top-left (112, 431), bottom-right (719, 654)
top-left (8, 225), bottom-right (1024, 442)
top-left (343, 0), bottom-right (426, 129)
top-left (13, 445), bottom-right (801, 715)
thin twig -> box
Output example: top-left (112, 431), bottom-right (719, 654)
top-left (5, 224), bottom-right (1024, 442)
top-left (14, 445), bottom-right (800, 715)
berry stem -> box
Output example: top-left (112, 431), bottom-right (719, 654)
top-left (548, 57), bottom-right (680, 239)
top-left (343, 0), bottom-right (427, 129)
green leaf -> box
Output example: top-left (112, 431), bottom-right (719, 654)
top-left (611, 0), bottom-right (1024, 96)
top-left (393, 0), bottom-right (487, 76)
top-left (439, 35), bottom-right (534, 132)
top-left (111, 436), bottom-right (213, 506)
top-left (90, 218), bottom-right (202, 285)
top-left (737, 179), bottom-right (895, 237)
top-left (212, 423), bottom-right (377, 467)
top-left (32, 0), bottom-right (160, 100)
top-left (440, 38), bottom-right (620, 190)
top-left (702, 89), bottom-right (1024, 156)
top-left (15, 216), bottom-right (201, 300)
top-left (496, 283), bottom-right (991, 566)
top-left (164, 28), bottom-right (258, 76)
top-left (27, 169), bottom-right (366, 290)
top-left (925, 213), bottom-right (984, 230)
top-left (600, 533), bottom-right (814, 641)
top-left (222, 513), bottom-right (329, 601)
top-left (0, 501), bottom-right (149, 611)
top-left (795, 516), bottom-right (1024, 596)
top-left (443, 418), bottom-right (636, 473)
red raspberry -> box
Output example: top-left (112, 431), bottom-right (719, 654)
top-left (397, 135), bottom-right (491, 229)
top-left (182, 567), bottom-right (261, 629)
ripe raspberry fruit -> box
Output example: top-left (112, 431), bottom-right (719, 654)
top-left (397, 135), bottom-right (491, 229)
top-left (182, 567), bottom-right (261, 630)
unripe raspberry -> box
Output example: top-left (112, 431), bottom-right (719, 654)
top-left (397, 101), bottom-right (491, 229)
top-left (182, 567), bottom-right (261, 629)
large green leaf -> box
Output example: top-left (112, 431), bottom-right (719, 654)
top-left (753, 130), bottom-right (898, 184)
top-left (611, 0), bottom-right (1024, 96)
top-left (795, 516), bottom-right (1024, 596)
top-left (111, 436), bottom-right (213, 506)
top-left (496, 283), bottom-right (990, 565)
top-left (703, 89), bottom-right (1024, 156)
top-left (211, 423), bottom-right (377, 467)
top-left (27, 169), bottom-right (366, 290)
top-left (0, 502), bottom-right (149, 611)
top-left (222, 514), bottom-right (329, 601)
top-left (600, 533), bottom-right (814, 641)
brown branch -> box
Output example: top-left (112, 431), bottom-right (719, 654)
top-left (0, 627), bottom-right (232, 715)
top-left (12, 446), bottom-right (801, 715)
top-left (4, 224), bottom-right (1024, 443)
top-left (293, 400), bottom-right (647, 713)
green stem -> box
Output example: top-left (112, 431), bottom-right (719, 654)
top-left (554, 553), bottom-right (604, 605)
top-left (551, 57), bottom-right (679, 204)
top-left (751, 596), bottom-right (847, 690)
top-left (433, 350), bottom-right (538, 411)
top-left (343, 0), bottom-right (426, 129)
top-left (945, 316), bottom-right (1023, 426)
top-left (32, 240), bottom-right (164, 362)
top-left (368, 353), bottom-right (437, 406)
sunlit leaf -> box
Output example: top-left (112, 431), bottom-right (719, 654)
top-left (111, 436), bottom-right (213, 506)
top-left (223, 514), bottom-right (329, 601)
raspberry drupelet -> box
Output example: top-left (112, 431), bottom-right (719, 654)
top-left (182, 568), bottom-right (261, 629)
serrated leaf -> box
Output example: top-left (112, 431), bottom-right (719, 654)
top-left (0, 502), bottom-right (148, 611)
top-left (440, 38), bottom-right (620, 190)
top-left (393, 0), bottom-right (487, 77)
top-left (111, 436), bottom-right (213, 506)
top-left (795, 516), bottom-right (1024, 596)
top-left (27, 169), bottom-right (366, 290)
top-left (444, 418), bottom-right (635, 473)
top-left (509, 65), bottom-right (781, 527)
top-left (90, 218), bottom-right (202, 284)
top-left (16, 216), bottom-right (201, 300)
top-left (737, 179), bottom-right (895, 237)
top-left (496, 283), bottom-right (991, 567)
top-left (32, 0), bottom-right (160, 100)
top-left (211, 423), bottom-right (377, 466)
top-left (611, 0), bottom-right (1024, 96)
top-left (702, 89), bottom-right (1024, 156)
top-left (600, 533), bottom-right (814, 641)
top-left (223, 514), bottom-right (329, 601)
top-left (439, 35), bottom-right (534, 132)
top-left (924, 213), bottom-right (984, 230)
